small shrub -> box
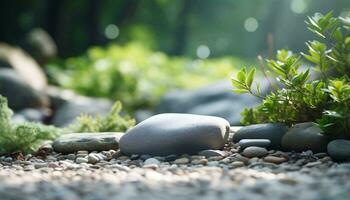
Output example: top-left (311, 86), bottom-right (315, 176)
top-left (72, 101), bottom-right (135, 133)
top-left (0, 95), bottom-right (60, 155)
top-left (231, 12), bottom-right (350, 138)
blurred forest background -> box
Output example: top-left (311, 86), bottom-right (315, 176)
top-left (1, 0), bottom-right (349, 58)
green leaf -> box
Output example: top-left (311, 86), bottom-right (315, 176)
top-left (237, 69), bottom-right (246, 83)
top-left (246, 68), bottom-right (256, 88)
top-left (233, 89), bottom-right (249, 94)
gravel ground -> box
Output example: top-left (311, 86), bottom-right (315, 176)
top-left (1, 144), bottom-right (350, 200)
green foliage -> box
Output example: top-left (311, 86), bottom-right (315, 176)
top-left (0, 95), bottom-right (60, 154)
top-left (72, 101), bottom-right (135, 133)
top-left (231, 12), bottom-right (350, 138)
top-left (47, 42), bottom-right (249, 112)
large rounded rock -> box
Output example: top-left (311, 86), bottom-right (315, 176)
top-left (119, 113), bottom-right (230, 156)
top-left (53, 132), bottom-right (124, 153)
top-left (232, 123), bottom-right (287, 149)
top-left (51, 96), bottom-right (113, 127)
top-left (327, 139), bottom-right (350, 161)
top-left (0, 42), bottom-right (47, 90)
top-left (155, 80), bottom-right (268, 125)
top-left (0, 69), bottom-right (49, 110)
top-left (282, 122), bottom-right (328, 153)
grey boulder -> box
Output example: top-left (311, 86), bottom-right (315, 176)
top-left (232, 123), bottom-right (287, 149)
top-left (327, 139), bottom-right (350, 161)
top-left (0, 69), bottom-right (49, 110)
top-left (53, 132), bottom-right (124, 153)
top-left (119, 113), bottom-right (230, 156)
top-left (155, 80), bottom-right (269, 125)
top-left (51, 96), bottom-right (113, 127)
top-left (281, 122), bottom-right (328, 153)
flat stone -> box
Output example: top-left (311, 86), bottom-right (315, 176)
top-left (242, 146), bottom-right (268, 158)
top-left (191, 159), bottom-right (208, 165)
top-left (198, 150), bottom-right (227, 158)
top-left (52, 132), bottom-right (124, 154)
top-left (327, 139), bottom-right (350, 161)
top-left (263, 156), bottom-right (287, 164)
top-left (281, 122), bottom-right (328, 153)
top-left (232, 123), bottom-right (287, 149)
top-left (173, 157), bottom-right (190, 164)
top-left (119, 113), bottom-right (230, 156)
top-left (34, 163), bottom-right (48, 169)
top-left (231, 161), bottom-right (245, 168)
top-left (238, 139), bottom-right (271, 149)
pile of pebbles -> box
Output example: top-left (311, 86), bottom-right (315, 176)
top-left (0, 142), bottom-right (349, 200)
top-left (0, 113), bottom-right (349, 199)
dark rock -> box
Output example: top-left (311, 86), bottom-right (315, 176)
top-left (238, 139), bottom-right (271, 149)
top-left (327, 139), bottom-right (350, 161)
top-left (164, 155), bottom-right (178, 162)
top-left (155, 80), bottom-right (269, 125)
top-left (232, 123), bottom-right (288, 149)
top-left (281, 122), bottom-right (328, 153)
top-left (51, 96), bottom-right (113, 127)
top-left (0, 69), bottom-right (49, 110)
top-left (119, 113), bottom-right (230, 156)
top-left (52, 132), bottom-right (124, 154)
top-left (242, 146), bottom-right (268, 158)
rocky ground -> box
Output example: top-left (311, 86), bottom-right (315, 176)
top-left (1, 141), bottom-right (349, 200)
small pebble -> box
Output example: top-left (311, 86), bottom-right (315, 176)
top-left (144, 158), bottom-right (160, 165)
top-left (242, 146), bottom-right (268, 158)
top-left (76, 157), bottom-right (88, 164)
top-left (173, 157), bottom-right (190, 164)
top-left (263, 156), bottom-right (287, 164)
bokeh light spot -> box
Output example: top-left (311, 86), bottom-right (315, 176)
top-left (105, 24), bottom-right (119, 39)
top-left (244, 17), bottom-right (258, 32)
top-left (291, 0), bottom-right (308, 14)
top-left (196, 45), bottom-right (210, 59)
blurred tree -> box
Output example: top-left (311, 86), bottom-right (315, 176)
top-left (0, 0), bottom-right (348, 58)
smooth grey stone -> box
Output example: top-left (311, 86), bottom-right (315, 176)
top-left (281, 122), bottom-right (328, 153)
top-left (232, 123), bottom-right (287, 149)
top-left (327, 139), bottom-right (350, 161)
top-left (120, 113), bottom-right (230, 156)
top-left (51, 96), bottom-right (113, 127)
top-left (53, 132), bottom-right (124, 153)
top-left (242, 146), bottom-right (268, 158)
top-left (144, 158), bottom-right (160, 165)
top-left (0, 69), bottom-right (49, 111)
top-left (155, 80), bottom-right (270, 125)
top-left (238, 139), bottom-right (271, 149)
top-left (198, 150), bottom-right (227, 157)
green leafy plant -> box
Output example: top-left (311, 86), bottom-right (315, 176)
top-left (231, 12), bottom-right (350, 138)
top-left (72, 101), bottom-right (135, 133)
top-left (47, 42), bottom-right (250, 112)
top-left (0, 95), bottom-right (60, 155)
